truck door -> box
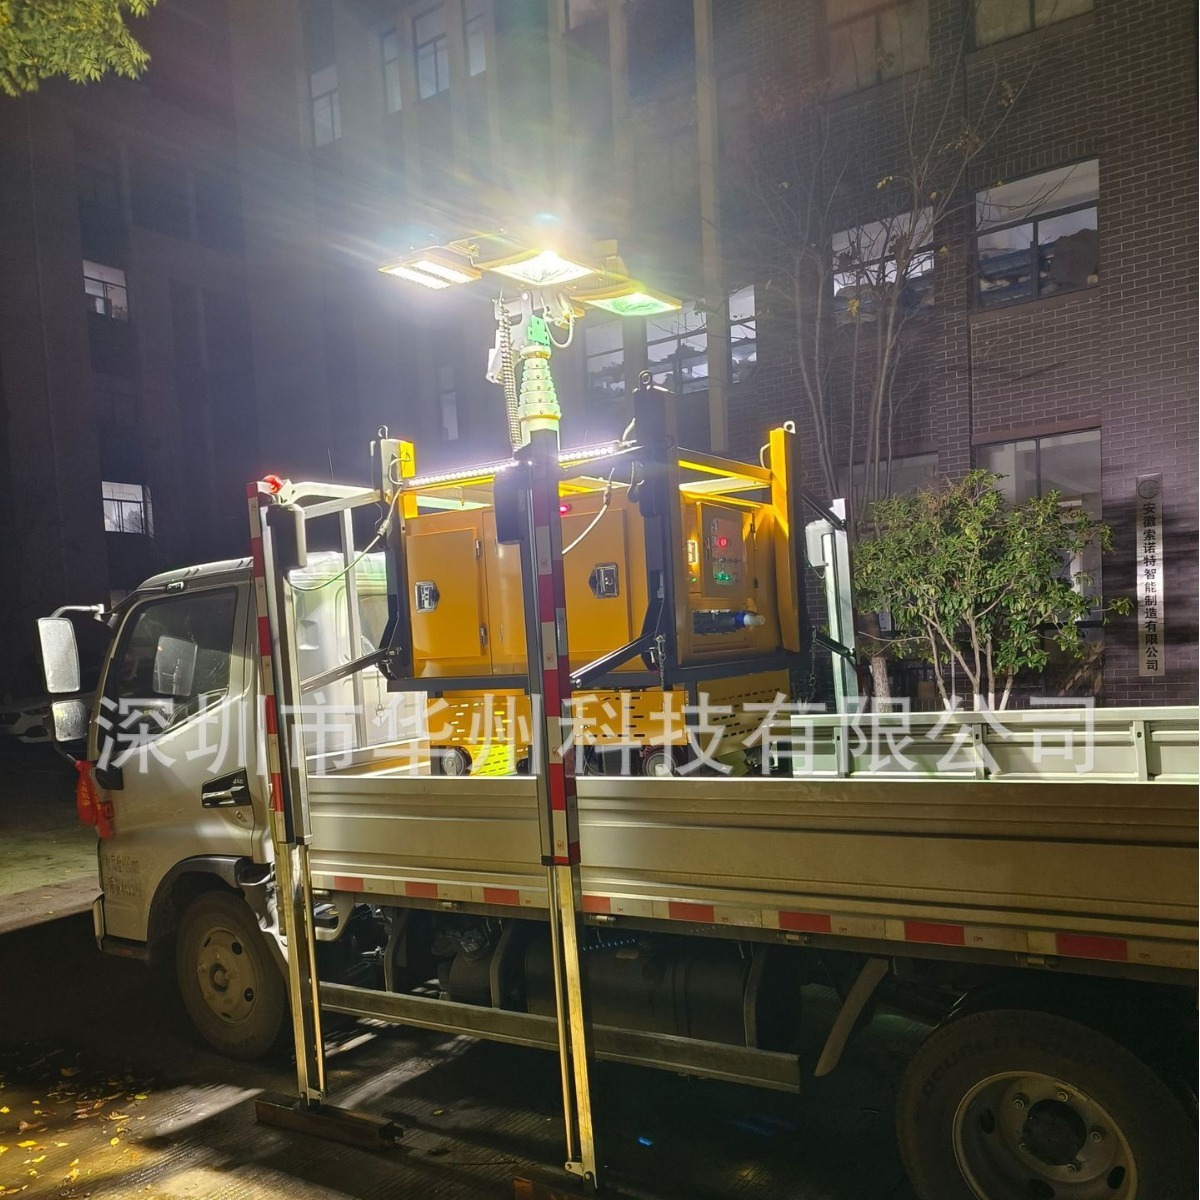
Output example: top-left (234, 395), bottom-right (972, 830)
top-left (91, 582), bottom-right (259, 943)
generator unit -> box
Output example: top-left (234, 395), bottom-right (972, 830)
top-left (372, 385), bottom-right (813, 776)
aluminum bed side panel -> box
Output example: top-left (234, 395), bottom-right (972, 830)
top-left (305, 774), bottom-right (1196, 948)
top-left (306, 775), bottom-right (546, 898)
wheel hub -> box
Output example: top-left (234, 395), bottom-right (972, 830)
top-left (196, 926), bottom-right (259, 1024)
top-left (1021, 1098), bottom-right (1087, 1167)
top-left (953, 1071), bottom-right (1137, 1199)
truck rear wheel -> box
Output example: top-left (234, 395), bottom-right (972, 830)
top-left (897, 1008), bottom-right (1195, 1200)
top-left (176, 891), bottom-right (286, 1060)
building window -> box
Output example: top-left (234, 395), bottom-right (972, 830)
top-left (832, 209), bottom-right (935, 323)
top-left (826, 0), bottom-right (929, 98)
top-left (465, 0), bottom-right (486, 76)
top-left (647, 302), bottom-right (708, 394)
top-left (83, 261), bottom-right (129, 320)
top-left (974, 0), bottom-right (1092, 48)
top-left (976, 429), bottom-right (1101, 596)
top-left (310, 66), bottom-right (342, 145)
top-left (975, 160), bottom-right (1098, 309)
top-left (381, 28), bottom-right (402, 113)
top-left (437, 364), bottom-right (459, 441)
top-left (584, 318), bottom-right (625, 401)
top-left (838, 451), bottom-right (938, 501)
top-left (645, 288), bottom-right (758, 393)
top-left (103, 481), bottom-right (153, 535)
top-left (415, 4), bottom-right (450, 99)
top-left (729, 285), bottom-right (757, 385)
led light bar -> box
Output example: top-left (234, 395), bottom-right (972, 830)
top-left (379, 263), bottom-right (452, 289)
top-left (558, 442), bottom-right (620, 464)
top-left (403, 460), bottom-right (514, 489)
top-left (410, 257), bottom-right (481, 285)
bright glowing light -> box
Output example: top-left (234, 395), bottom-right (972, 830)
top-left (489, 250), bottom-right (596, 287)
top-left (584, 290), bottom-right (680, 316)
top-left (411, 258), bottom-right (480, 285)
top-left (379, 263), bottom-right (451, 289)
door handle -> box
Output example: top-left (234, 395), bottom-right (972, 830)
top-left (201, 770), bottom-right (252, 808)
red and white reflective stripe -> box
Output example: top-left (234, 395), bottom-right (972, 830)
top-left (309, 868), bottom-right (1194, 970)
top-left (316, 873), bottom-right (543, 909)
top-left (530, 477), bottom-right (578, 865)
top-left (247, 482), bottom-right (286, 825)
top-left (585, 895), bottom-right (1196, 971)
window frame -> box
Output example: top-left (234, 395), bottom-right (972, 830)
top-left (83, 261), bottom-right (130, 321)
top-left (102, 480), bottom-right (153, 536)
top-left (825, 0), bottom-right (930, 98)
top-left (832, 209), bottom-right (936, 324)
top-left (310, 65), bottom-right (342, 146)
top-left (102, 585), bottom-right (241, 746)
top-left (973, 0), bottom-right (1093, 50)
top-left (465, 0), bottom-right (486, 76)
top-left (975, 428), bottom-right (1103, 605)
top-left (414, 4), bottom-right (451, 99)
top-left (380, 28), bottom-right (403, 113)
top-left (583, 317), bottom-right (626, 403)
top-left (728, 284), bottom-right (758, 386)
top-left (645, 287), bottom-right (757, 396)
top-left (973, 161), bottom-right (1099, 310)
top-left (646, 302), bottom-right (710, 395)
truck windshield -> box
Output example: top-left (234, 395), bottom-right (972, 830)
top-left (106, 588), bottom-right (238, 734)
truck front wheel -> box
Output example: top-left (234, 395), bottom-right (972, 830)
top-left (897, 1007), bottom-right (1195, 1200)
top-left (176, 891), bottom-right (286, 1060)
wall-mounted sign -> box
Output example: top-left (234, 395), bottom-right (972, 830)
top-left (1136, 474), bottom-right (1164, 678)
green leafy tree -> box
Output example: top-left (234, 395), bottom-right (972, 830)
top-left (0, 0), bottom-right (157, 97)
top-left (854, 470), bottom-right (1129, 710)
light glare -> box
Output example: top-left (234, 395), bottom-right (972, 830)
top-left (489, 250), bottom-right (596, 286)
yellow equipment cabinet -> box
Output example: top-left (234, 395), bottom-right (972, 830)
top-left (384, 413), bottom-right (809, 775)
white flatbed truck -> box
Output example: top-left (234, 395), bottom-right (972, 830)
top-left (37, 363), bottom-right (1197, 1198)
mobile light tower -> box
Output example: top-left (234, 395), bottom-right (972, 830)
top-left (379, 236), bottom-right (681, 1189)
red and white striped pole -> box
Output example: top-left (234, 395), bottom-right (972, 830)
top-left (522, 425), bottom-right (597, 1186)
top-left (247, 479), bottom-right (326, 1106)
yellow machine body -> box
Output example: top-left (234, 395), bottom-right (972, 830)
top-left (394, 430), bottom-right (804, 772)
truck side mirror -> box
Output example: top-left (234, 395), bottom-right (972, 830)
top-left (154, 635), bottom-right (197, 697)
top-left (38, 617), bottom-right (81, 694)
top-left (50, 698), bottom-right (89, 747)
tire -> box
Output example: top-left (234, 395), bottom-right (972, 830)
top-left (897, 1007), bottom-right (1196, 1200)
top-left (433, 745), bottom-right (471, 776)
top-left (641, 746), bottom-right (676, 776)
top-left (176, 891), bottom-right (286, 1060)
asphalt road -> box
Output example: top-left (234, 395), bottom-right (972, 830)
top-left (0, 742), bottom-right (923, 1200)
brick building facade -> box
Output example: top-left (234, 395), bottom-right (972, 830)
top-left (0, 0), bottom-right (1193, 707)
top-left (724, 0), bottom-right (1197, 704)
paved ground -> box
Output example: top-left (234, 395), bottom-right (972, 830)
top-left (0, 741), bottom-right (923, 1200)
top-left (0, 743), bottom-right (96, 932)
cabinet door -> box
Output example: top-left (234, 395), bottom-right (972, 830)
top-left (407, 522), bottom-right (492, 676)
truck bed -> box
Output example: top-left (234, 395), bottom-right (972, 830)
top-left (304, 707), bottom-right (1198, 978)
